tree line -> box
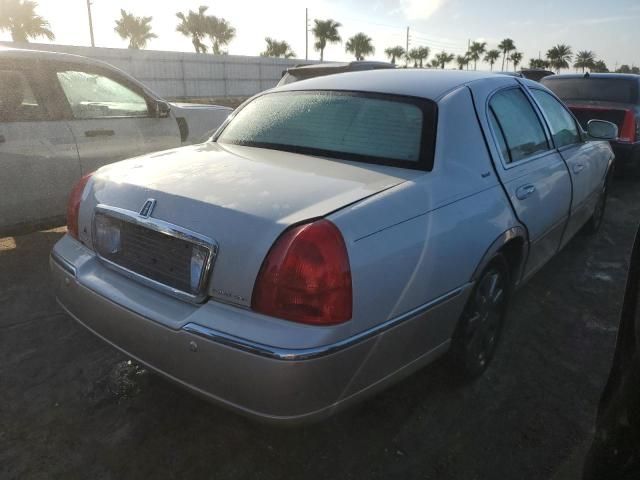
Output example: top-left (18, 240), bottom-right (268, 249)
top-left (1, 0), bottom-right (638, 74)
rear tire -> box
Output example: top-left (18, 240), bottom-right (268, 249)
top-left (449, 254), bottom-right (510, 379)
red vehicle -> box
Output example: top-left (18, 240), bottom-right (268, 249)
top-left (542, 73), bottom-right (640, 172)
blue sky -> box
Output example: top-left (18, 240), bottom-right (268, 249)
top-left (2, 0), bottom-right (638, 69)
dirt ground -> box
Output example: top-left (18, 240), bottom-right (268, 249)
top-left (1, 179), bottom-right (638, 480)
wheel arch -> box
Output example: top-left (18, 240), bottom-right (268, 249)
top-left (471, 226), bottom-right (529, 289)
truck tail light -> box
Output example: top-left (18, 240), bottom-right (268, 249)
top-left (66, 173), bottom-right (93, 239)
top-left (252, 220), bottom-right (352, 326)
top-left (619, 109), bottom-right (637, 142)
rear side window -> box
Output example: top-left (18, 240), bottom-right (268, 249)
top-left (531, 89), bottom-right (581, 148)
top-left (0, 69), bottom-right (46, 122)
top-left (217, 91), bottom-right (436, 170)
top-left (56, 70), bottom-right (149, 119)
top-left (543, 78), bottom-right (638, 104)
top-left (489, 88), bottom-right (550, 163)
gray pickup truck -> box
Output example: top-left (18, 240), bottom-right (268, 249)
top-left (0, 48), bottom-right (232, 234)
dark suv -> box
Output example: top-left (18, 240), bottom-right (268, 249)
top-left (542, 74), bottom-right (640, 169)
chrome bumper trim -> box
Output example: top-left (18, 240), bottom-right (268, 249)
top-left (183, 284), bottom-right (469, 361)
top-left (50, 251), bottom-right (77, 276)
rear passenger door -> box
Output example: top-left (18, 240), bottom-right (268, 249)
top-left (44, 61), bottom-right (181, 175)
top-left (529, 88), bottom-right (604, 244)
top-left (0, 58), bottom-right (80, 232)
top-left (486, 87), bottom-right (573, 278)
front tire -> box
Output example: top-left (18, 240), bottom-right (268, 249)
top-left (449, 255), bottom-right (510, 379)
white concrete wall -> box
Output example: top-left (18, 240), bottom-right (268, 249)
top-left (0, 42), bottom-right (315, 99)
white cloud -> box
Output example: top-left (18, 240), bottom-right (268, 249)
top-left (400, 0), bottom-right (447, 20)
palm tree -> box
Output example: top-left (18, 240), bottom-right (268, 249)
top-left (176, 6), bottom-right (209, 53)
top-left (574, 50), bottom-right (596, 73)
top-left (484, 49), bottom-right (501, 71)
top-left (456, 54), bottom-right (470, 70)
top-left (498, 38), bottom-right (515, 71)
top-left (434, 51), bottom-right (455, 69)
top-left (467, 41), bottom-right (487, 70)
top-left (114, 9), bottom-right (156, 49)
top-left (546, 44), bottom-right (573, 73)
top-left (312, 19), bottom-right (341, 62)
top-left (417, 46), bottom-right (430, 68)
top-left (407, 46), bottom-right (429, 68)
top-left (529, 58), bottom-right (550, 69)
top-left (406, 48), bottom-right (420, 67)
top-left (261, 37), bottom-right (295, 58)
top-left (384, 46), bottom-right (405, 65)
top-left (592, 60), bottom-right (609, 73)
top-left (345, 33), bottom-right (374, 61)
top-left (510, 51), bottom-right (523, 71)
top-left (0, 0), bottom-right (54, 42)
top-left (206, 16), bottom-right (235, 55)
top-left (429, 58), bottom-right (440, 68)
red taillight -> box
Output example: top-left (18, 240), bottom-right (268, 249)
top-left (619, 109), bottom-right (637, 142)
top-left (252, 220), bottom-right (352, 326)
top-left (66, 173), bottom-right (93, 239)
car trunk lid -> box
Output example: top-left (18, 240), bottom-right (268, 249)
top-left (85, 142), bottom-right (418, 306)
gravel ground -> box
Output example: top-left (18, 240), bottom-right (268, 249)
top-left (1, 179), bottom-right (638, 480)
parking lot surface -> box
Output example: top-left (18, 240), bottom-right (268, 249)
top-left (2, 179), bottom-right (638, 479)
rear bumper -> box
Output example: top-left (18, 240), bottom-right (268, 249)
top-left (51, 239), bottom-right (469, 425)
top-left (611, 142), bottom-right (640, 167)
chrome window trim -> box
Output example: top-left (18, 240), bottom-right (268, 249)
top-left (92, 204), bottom-right (218, 304)
top-left (183, 283), bottom-right (470, 361)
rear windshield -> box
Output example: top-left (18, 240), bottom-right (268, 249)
top-left (543, 78), bottom-right (638, 104)
top-left (216, 91), bottom-right (436, 170)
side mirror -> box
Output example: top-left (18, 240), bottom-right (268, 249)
top-left (155, 100), bottom-right (171, 118)
top-left (588, 119), bottom-right (618, 141)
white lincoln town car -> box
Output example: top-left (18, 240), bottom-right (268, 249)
top-left (51, 69), bottom-right (616, 424)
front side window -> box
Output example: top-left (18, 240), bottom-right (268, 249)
top-left (531, 89), bottom-right (582, 148)
top-left (0, 69), bottom-right (46, 122)
top-left (56, 70), bottom-right (149, 119)
top-left (216, 91), bottom-right (436, 170)
top-left (489, 88), bottom-right (550, 163)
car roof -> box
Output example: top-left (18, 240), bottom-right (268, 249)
top-left (275, 68), bottom-right (516, 101)
top-left (543, 73), bottom-right (640, 81)
top-left (0, 46), bottom-right (92, 63)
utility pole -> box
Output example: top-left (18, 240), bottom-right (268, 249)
top-left (305, 8), bottom-right (308, 60)
top-left (405, 26), bottom-right (410, 54)
top-left (86, 0), bottom-right (95, 47)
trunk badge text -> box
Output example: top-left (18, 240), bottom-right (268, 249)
top-left (139, 199), bottom-right (157, 218)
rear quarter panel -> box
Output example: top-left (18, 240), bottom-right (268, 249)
top-left (330, 86), bottom-right (520, 340)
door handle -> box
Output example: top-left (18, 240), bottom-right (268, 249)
top-left (572, 163), bottom-right (585, 174)
top-left (516, 184), bottom-right (536, 200)
top-left (84, 129), bottom-right (115, 138)
top-left (0, 134), bottom-right (5, 144)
